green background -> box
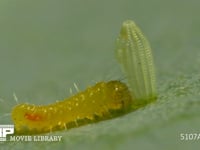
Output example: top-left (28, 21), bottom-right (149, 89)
top-left (0, 0), bottom-right (200, 149)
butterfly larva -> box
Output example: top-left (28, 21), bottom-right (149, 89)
top-left (116, 20), bottom-right (157, 107)
top-left (11, 20), bottom-right (157, 134)
top-left (11, 81), bottom-right (133, 134)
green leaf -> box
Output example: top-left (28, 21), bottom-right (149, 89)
top-left (0, 0), bottom-right (200, 149)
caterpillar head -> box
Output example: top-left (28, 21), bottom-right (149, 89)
top-left (105, 81), bottom-right (133, 111)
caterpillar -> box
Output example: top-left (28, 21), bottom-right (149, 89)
top-left (11, 19), bottom-right (157, 134)
top-left (11, 81), bottom-right (133, 134)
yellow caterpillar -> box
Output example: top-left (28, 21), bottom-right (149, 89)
top-left (11, 81), bottom-right (133, 134)
top-left (11, 20), bottom-right (157, 134)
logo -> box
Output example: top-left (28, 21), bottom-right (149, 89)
top-left (0, 125), bottom-right (14, 141)
top-left (0, 124), bottom-right (62, 142)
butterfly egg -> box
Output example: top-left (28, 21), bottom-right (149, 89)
top-left (116, 20), bottom-right (157, 107)
top-left (11, 81), bottom-right (133, 134)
